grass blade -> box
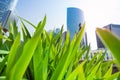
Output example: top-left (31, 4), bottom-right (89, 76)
top-left (6, 33), bottom-right (20, 74)
top-left (96, 28), bottom-right (120, 65)
top-left (0, 50), bottom-right (9, 54)
top-left (19, 17), bottom-right (36, 29)
top-left (104, 64), bottom-right (113, 78)
top-left (67, 61), bottom-right (86, 80)
top-left (0, 55), bottom-right (8, 74)
top-left (7, 33), bottom-right (40, 80)
top-left (50, 23), bottom-right (85, 80)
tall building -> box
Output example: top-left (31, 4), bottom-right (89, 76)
top-left (96, 32), bottom-right (105, 48)
top-left (96, 24), bottom-right (120, 49)
top-left (0, 0), bottom-right (18, 29)
top-left (67, 7), bottom-right (84, 39)
top-left (67, 7), bottom-right (87, 47)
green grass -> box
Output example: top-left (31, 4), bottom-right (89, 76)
top-left (0, 16), bottom-right (119, 80)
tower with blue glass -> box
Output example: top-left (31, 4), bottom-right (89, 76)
top-left (67, 7), bottom-right (87, 47)
top-left (67, 7), bottom-right (84, 39)
top-left (0, 0), bottom-right (18, 29)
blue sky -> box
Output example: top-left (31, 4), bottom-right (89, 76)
top-left (16, 0), bottom-right (120, 50)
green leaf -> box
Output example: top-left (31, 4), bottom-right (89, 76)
top-left (101, 61), bottom-right (113, 76)
top-left (84, 45), bottom-right (90, 60)
top-left (8, 21), bottom-right (13, 35)
top-left (50, 23), bottom-right (85, 80)
top-left (96, 28), bottom-right (120, 65)
top-left (87, 62), bottom-right (101, 80)
top-left (0, 76), bottom-right (6, 80)
top-left (96, 65), bottom-right (102, 79)
top-left (0, 55), bottom-right (8, 74)
top-left (67, 61), bottom-right (86, 80)
top-left (7, 34), bottom-right (40, 80)
top-left (35, 15), bottom-right (46, 34)
top-left (20, 19), bottom-right (31, 42)
top-left (12, 20), bottom-right (18, 40)
top-left (6, 16), bottom-right (46, 80)
top-left (6, 33), bottom-right (21, 74)
top-left (19, 17), bottom-right (36, 29)
top-left (33, 38), bottom-right (46, 80)
top-left (0, 50), bottom-right (9, 54)
top-left (85, 53), bottom-right (98, 76)
top-left (104, 64), bottom-right (113, 78)
top-left (106, 72), bottom-right (120, 80)
top-left (0, 34), bottom-right (11, 41)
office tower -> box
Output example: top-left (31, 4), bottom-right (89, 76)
top-left (0, 0), bottom-right (18, 29)
top-left (67, 7), bottom-right (87, 47)
top-left (67, 7), bottom-right (84, 39)
top-left (96, 24), bottom-right (120, 49)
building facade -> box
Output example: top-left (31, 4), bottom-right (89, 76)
top-left (67, 7), bottom-right (87, 47)
top-left (0, 0), bottom-right (18, 29)
top-left (67, 7), bottom-right (84, 39)
top-left (96, 24), bottom-right (120, 49)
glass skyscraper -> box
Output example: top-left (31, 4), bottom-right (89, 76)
top-left (0, 0), bottom-right (18, 29)
top-left (67, 7), bottom-right (87, 47)
top-left (67, 7), bottom-right (84, 39)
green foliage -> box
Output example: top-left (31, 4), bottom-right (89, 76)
top-left (0, 16), bottom-right (119, 80)
top-left (96, 28), bottom-right (120, 65)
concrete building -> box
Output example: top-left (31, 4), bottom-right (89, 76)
top-left (67, 7), bottom-right (87, 47)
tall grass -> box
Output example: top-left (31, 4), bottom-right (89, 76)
top-left (0, 16), bottom-right (119, 80)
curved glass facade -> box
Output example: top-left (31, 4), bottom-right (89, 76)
top-left (67, 7), bottom-right (87, 47)
top-left (67, 7), bottom-right (84, 39)
top-left (0, 0), bottom-right (18, 28)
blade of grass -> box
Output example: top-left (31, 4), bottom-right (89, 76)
top-left (50, 23), bottom-right (85, 80)
top-left (104, 64), bottom-right (113, 78)
top-left (7, 33), bottom-right (40, 80)
top-left (0, 55), bottom-right (8, 73)
top-left (20, 19), bottom-right (31, 42)
top-left (0, 34), bottom-right (11, 41)
top-left (96, 28), bottom-right (120, 65)
top-left (12, 20), bottom-right (18, 40)
top-left (87, 62), bottom-right (101, 80)
top-left (19, 16), bottom-right (36, 29)
top-left (0, 50), bottom-right (9, 54)
top-left (21, 19), bottom-right (31, 38)
top-left (6, 33), bottom-right (20, 74)
top-left (101, 61), bottom-right (113, 76)
top-left (33, 38), bottom-right (44, 80)
top-left (6, 16), bottom-right (46, 80)
top-left (85, 53), bottom-right (97, 76)
top-left (67, 61), bottom-right (86, 80)
top-left (106, 72), bottom-right (120, 80)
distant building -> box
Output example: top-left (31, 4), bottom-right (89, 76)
top-left (67, 7), bottom-right (87, 47)
top-left (0, 0), bottom-right (18, 30)
top-left (96, 32), bottom-right (105, 48)
top-left (96, 24), bottom-right (120, 49)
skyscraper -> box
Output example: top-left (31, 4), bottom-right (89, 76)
top-left (0, 0), bottom-right (18, 29)
top-left (67, 7), bottom-right (84, 39)
top-left (67, 7), bottom-right (87, 47)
